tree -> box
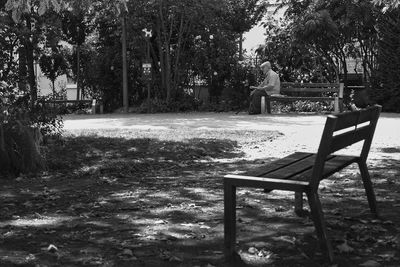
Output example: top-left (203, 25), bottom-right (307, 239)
top-left (4, 0), bottom-right (63, 106)
top-left (39, 47), bottom-right (68, 98)
top-left (371, 7), bottom-right (400, 111)
top-left (372, 0), bottom-right (400, 10)
top-left (61, 9), bottom-right (89, 100)
top-left (224, 0), bottom-right (268, 60)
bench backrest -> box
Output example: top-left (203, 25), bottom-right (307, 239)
top-left (310, 105), bottom-right (381, 189)
top-left (281, 82), bottom-right (343, 97)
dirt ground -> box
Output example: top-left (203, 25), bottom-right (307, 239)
top-left (1, 111), bottom-right (399, 267)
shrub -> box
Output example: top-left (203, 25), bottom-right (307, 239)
top-left (0, 120), bottom-right (45, 177)
top-left (132, 94), bottom-right (200, 113)
top-left (0, 83), bottom-right (63, 177)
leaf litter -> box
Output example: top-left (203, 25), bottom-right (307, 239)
top-left (0, 128), bottom-right (399, 266)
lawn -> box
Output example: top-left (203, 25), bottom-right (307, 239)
top-left (0, 124), bottom-right (399, 267)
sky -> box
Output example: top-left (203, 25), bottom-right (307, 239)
top-left (242, 3), bottom-right (286, 55)
top-left (243, 23), bottom-right (265, 54)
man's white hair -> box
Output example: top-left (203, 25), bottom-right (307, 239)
top-left (260, 61), bottom-right (271, 68)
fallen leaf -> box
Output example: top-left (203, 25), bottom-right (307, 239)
top-left (336, 241), bottom-right (354, 253)
top-left (275, 206), bottom-right (286, 212)
top-left (47, 244), bottom-right (58, 253)
top-left (181, 223), bottom-right (195, 227)
top-left (120, 248), bottom-right (135, 258)
top-left (169, 255), bottom-right (183, 262)
top-left (248, 247), bottom-right (257, 254)
top-left (359, 260), bottom-right (380, 267)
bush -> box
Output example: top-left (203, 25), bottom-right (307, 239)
top-left (0, 120), bottom-right (45, 177)
top-left (222, 62), bottom-right (256, 111)
top-left (132, 94), bottom-right (200, 113)
top-left (0, 83), bottom-right (63, 177)
top-left (273, 100), bottom-right (334, 113)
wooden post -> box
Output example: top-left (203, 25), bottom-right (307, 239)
top-left (146, 37), bottom-right (151, 113)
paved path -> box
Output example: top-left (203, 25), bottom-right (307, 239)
top-left (64, 112), bottom-right (400, 160)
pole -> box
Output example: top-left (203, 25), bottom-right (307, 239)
top-left (121, 14), bottom-right (128, 113)
top-left (146, 38), bottom-right (151, 113)
top-left (76, 42), bottom-right (80, 100)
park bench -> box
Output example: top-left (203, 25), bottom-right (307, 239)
top-left (224, 105), bottom-right (381, 262)
top-left (45, 99), bottom-right (103, 114)
top-left (261, 82), bottom-right (344, 114)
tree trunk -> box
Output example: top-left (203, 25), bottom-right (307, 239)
top-left (52, 80), bottom-right (56, 99)
top-left (165, 43), bottom-right (171, 102)
top-left (25, 16), bottom-right (37, 107)
top-left (156, 18), bottom-right (166, 99)
top-left (172, 15), bottom-right (189, 99)
top-left (76, 44), bottom-right (81, 100)
top-left (121, 14), bottom-right (128, 113)
top-left (18, 46), bottom-right (27, 92)
top-left (238, 33), bottom-right (243, 60)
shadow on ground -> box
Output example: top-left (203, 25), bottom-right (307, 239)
top-left (0, 134), bottom-right (399, 267)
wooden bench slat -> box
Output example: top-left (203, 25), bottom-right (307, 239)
top-left (46, 100), bottom-right (93, 104)
top-left (291, 155), bottom-right (359, 181)
top-left (244, 152), bottom-right (312, 177)
top-left (330, 125), bottom-right (372, 153)
top-left (282, 82), bottom-right (340, 88)
top-left (269, 96), bottom-right (336, 102)
top-left (264, 154), bottom-right (317, 179)
top-left (281, 88), bottom-right (340, 93)
top-left (333, 108), bottom-right (378, 131)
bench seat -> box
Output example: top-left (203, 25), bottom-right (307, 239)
top-left (233, 152), bottom-right (358, 182)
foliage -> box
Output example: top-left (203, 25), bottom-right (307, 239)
top-left (276, 0), bottom-right (381, 85)
top-left (259, 16), bottom-right (336, 83)
top-left (133, 94), bottom-right (201, 113)
top-left (1, 0), bottom-right (399, 113)
top-left (370, 8), bottom-right (400, 112)
top-left (0, 118), bottom-right (45, 177)
top-left (221, 61), bottom-right (256, 111)
top-left (38, 48), bottom-right (68, 96)
top-left (276, 100), bottom-right (334, 113)
top-left (373, 0), bottom-right (400, 10)
top-left (0, 81), bottom-right (63, 177)
top-left (5, 0), bottom-right (63, 22)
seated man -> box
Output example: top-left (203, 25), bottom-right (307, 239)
top-left (249, 61), bottom-right (281, 114)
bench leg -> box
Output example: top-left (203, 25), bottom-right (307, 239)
top-left (358, 161), bottom-right (378, 217)
top-left (224, 180), bottom-right (237, 260)
top-left (306, 191), bottom-right (334, 262)
top-left (294, 192), bottom-right (306, 217)
top-left (266, 98), bottom-right (271, 114)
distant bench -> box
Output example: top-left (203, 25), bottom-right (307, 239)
top-left (261, 82), bottom-right (344, 114)
top-left (45, 99), bottom-right (103, 114)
